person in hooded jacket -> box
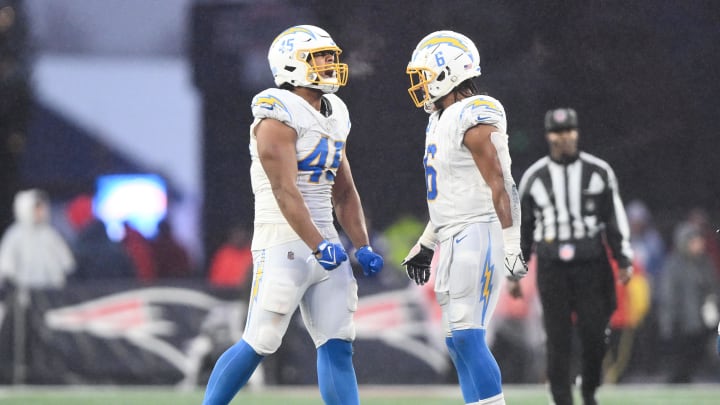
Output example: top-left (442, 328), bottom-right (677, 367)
top-left (0, 189), bottom-right (75, 290)
top-left (658, 222), bottom-right (720, 383)
top-left (0, 188), bottom-right (76, 384)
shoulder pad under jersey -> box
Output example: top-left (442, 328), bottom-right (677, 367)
top-left (458, 95), bottom-right (507, 135)
top-left (251, 88), bottom-right (295, 126)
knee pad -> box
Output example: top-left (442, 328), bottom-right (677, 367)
top-left (247, 279), bottom-right (299, 355)
top-left (448, 303), bottom-right (474, 329)
top-left (251, 324), bottom-right (283, 355)
top-left (446, 295), bottom-right (474, 330)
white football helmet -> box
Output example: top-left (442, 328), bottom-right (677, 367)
top-left (268, 25), bottom-right (348, 94)
top-left (406, 31), bottom-right (482, 111)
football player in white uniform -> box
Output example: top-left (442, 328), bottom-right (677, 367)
top-left (401, 31), bottom-right (527, 405)
top-left (201, 25), bottom-right (383, 405)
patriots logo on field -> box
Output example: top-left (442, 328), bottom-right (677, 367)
top-left (354, 287), bottom-right (450, 374)
top-left (44, 287), bottom-right (244, 382)
top-left (36, 285), bottom-right (451, 384)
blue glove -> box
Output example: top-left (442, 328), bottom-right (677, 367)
top-left (355, 245), bottom-right (384, 276)
top-left (314, 240), bottom-right (348, 271)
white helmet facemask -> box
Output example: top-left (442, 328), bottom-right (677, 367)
top-left (268, 25), bottom-right (348, 94)
top-left (406, 31), bottom-right (482, 111)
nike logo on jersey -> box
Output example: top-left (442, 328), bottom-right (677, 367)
top-left (455, 235), bottom-right (468, 244)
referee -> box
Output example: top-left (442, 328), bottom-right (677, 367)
top-left (518, 108), bottom-right (633, 405)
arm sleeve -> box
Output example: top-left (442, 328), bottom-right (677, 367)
top-left (417, 221), bottom-right (439, 250)
top-left (489, 132), bottom-right (520, 254)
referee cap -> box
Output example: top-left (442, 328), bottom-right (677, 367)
top-left (545, 108), bottom-right (578, 132)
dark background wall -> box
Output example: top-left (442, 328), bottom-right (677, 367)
top-left (0, 0), bottom-right (30, 232)
top-left (193, 0), bottom-right (720, 258)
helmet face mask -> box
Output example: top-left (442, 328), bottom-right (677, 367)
top-left (268, 25), bottom-right (348, 94)
top-left (407, 67), bottom-right (437, 109)
top-left (303, 47), bottom-right (348, 88)
top-left (406, 31), bottom-right (481, 110)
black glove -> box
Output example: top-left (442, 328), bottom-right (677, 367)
top-left (401, 243), bottom-right (434, 285)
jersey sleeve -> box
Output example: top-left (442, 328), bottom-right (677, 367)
top-left (457, 95), bottom-right (507, 147)
top-left (251, 89), bottom-right (295, 128)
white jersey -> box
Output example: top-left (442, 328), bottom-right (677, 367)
top-left (424, 95), bottom-right (508, 241)
top-left (249, 88), bottom-right (350, 249)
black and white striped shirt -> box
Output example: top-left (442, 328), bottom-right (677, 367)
top-left (518, 151), bottom-right (633, 267)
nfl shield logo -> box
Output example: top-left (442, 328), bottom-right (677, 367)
top-left (559, 243), bottom-right (575, 261)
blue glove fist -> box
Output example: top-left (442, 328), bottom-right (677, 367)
top-left (314, 240), bottom-right (348, 271)
top-left (355, 245), bottom-right (384, 276)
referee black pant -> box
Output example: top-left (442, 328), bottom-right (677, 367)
top-left (536, 257), bottom-right (616, 405)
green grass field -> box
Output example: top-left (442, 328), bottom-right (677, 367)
top-left (1, 384), bottom-right (719, 405)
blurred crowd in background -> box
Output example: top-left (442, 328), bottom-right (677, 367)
top-left (0, 0), bottom-right (719, 387)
